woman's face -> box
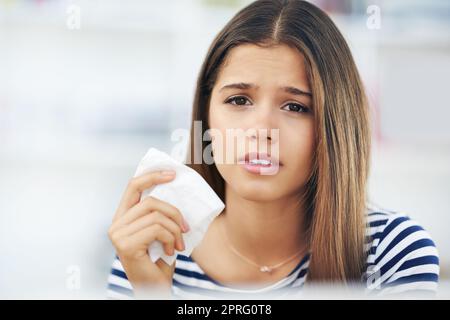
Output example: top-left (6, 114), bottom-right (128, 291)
top-left (208, 43), bottom-right (315, 202)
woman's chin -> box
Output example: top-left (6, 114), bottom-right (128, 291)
top-left (233, 182), bottom-right (283, 202)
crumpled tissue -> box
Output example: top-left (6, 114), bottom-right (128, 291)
top-left (133, 148), bottom-right (225, 265)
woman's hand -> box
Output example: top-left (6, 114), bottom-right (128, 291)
top-left (108, 170), bottom-right (190, 298)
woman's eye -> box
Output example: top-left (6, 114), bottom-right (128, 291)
top-left (225, 96), bottom-right (251, 106)
top-left (224, 97), bottom-right (309, 114)
top-left (282, 103), bottom-right (309, 113)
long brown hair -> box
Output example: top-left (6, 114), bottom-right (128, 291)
top-left (186, 0), bottom-right (371, 283)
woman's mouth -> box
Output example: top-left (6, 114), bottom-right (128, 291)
top-left (238, 152), bottom-right (281, 175)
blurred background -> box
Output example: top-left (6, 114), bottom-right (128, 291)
top-left (0, 0), bottom-right (449, 298)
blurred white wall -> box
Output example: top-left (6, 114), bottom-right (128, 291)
top-left (0, 0), bottom-right (449, 298)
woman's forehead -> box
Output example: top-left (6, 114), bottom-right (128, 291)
top-left (216, 43), bottom-right (310, 91)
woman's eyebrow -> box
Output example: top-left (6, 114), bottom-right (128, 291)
top-left (219, 82), bottom-right (312, 97)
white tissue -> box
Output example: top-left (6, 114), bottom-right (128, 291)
top-left (133, 148), bottom-right (225, 265)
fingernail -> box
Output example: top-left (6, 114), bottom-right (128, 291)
top-left (180, 239), bottom-right (185, 251)
top-left (182, 217), bottom-right (190, 233)
top-left (161, 170), bottom-right (176, 176)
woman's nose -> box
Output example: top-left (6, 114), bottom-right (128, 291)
top-left (246, 104), bottom-right (279, 144)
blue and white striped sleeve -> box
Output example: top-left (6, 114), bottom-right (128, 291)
top-left (368, 213), bottom-right (440, 297)
top-left (106, 256), bottom-right (135, 300)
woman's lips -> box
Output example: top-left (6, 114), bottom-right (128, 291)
top-left (238, 152), bottom-right (282, 175)
top-left (238, 152), bottom-right (281, 164)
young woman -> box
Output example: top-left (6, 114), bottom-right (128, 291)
top-left (106, 0), bottom-right (439, 299)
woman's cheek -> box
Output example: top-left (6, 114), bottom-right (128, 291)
top-left (280, 123), bottom-right (315, 174)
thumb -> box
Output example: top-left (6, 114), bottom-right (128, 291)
top-left (156, 258), bottom-right (176, 281)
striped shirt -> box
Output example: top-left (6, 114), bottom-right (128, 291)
top-left (106, 206), bottom-right (439, 299)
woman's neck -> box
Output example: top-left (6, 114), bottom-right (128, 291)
top-left (219, 185), bottom-right (308, 265)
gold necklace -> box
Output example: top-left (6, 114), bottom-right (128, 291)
top-left (219, 220), bottom-right (305, 274)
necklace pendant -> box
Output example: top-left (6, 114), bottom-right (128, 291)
top-left (260, 266), bottom-right (272, 273)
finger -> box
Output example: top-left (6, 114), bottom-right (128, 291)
top-left (155, 258), bottom-right (177, 280)
top-left (120, 211), bottom-right (185, 251)
top-left (113, 170), bottom-right (176, 221)
top-left (120, 196), bottom-right (189, 233)
top-left (127, 224), bottom-right (176, 256)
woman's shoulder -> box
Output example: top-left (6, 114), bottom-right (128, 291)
top-left (364, 203), bottom-right (437, 247)
top-left (364, 203), bottom-right (440, 296)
